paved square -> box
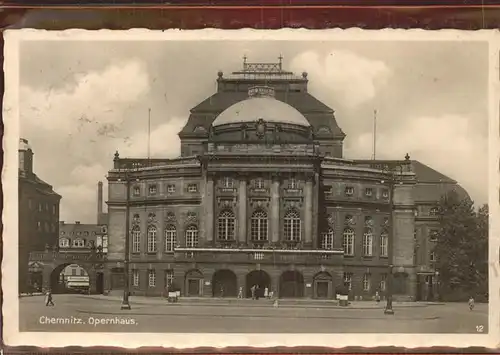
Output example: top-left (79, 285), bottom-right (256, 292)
top-left (19, 295), bottom-right (488, 333)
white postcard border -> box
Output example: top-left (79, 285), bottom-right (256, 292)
top-left (3, 28), bottom-right (499, 349)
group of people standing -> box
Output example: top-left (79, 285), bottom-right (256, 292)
top-left (239, 285), bottom-right (273, 300)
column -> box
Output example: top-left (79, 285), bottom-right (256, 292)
top-left (205, 175), bottom-right (215, 243)
top-left (238, 178), bottom-right (247, 244)
top-left (270, 176), bottom-right (280, 244)
top-left (304, 177), bottom-right (313, 246)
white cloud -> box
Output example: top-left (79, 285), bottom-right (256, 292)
top-left (346, 114), bottom-right (487, 205)
top-left (290, 50), bottom-right (392, 108)
top-left (20, 60), bottom-right (152, 223)
top-left (116, 118), bottom-right (185, 158)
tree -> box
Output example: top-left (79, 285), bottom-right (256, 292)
top-left (433, 190), bottom-right (488, 301)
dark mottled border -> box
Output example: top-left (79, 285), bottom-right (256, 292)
top-left (1, 1), bottom-right (498, 354)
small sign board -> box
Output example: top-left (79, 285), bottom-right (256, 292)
top-left (306, 283), bottom-right (312, 288)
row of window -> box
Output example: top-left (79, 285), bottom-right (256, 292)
top-left (59, 236), bottom-right (108, 249)
top-left (343, 273), bottom-right (387, 292)
top-left (132, 269), bottom-right (173, 288)
top-left (133, 183), bottom-right (198, 197)
top-left (60, 231), bottom-right (97, 237)
top-left (28, 200), bottom-right (57, 215)
top-left (337, 186), bottom-right (389, 199)
top-left (36, 221), bottom-right (56, 233)
top-left (339, 228), bottom-right (388, 257)
top-left (132, 225), bottom-right (197, 253)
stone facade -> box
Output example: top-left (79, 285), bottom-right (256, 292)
top-left (19, 138), bottom-right (61, 293)
top-left (103, 60), bottom-right (468, 301)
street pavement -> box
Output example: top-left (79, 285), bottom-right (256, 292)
top-left (19, 294), bottom-right (488, 333)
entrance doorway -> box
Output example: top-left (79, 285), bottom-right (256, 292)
top-left (279, 270), bottom-right (304, 298)
top-left (246, 270), bottom-right (271, 298)
top-left (313, 271), bottom-right (333, 299)
top-left (185, 269), bottom-right (204, 297)
top-left (212, 269), bottom-right (237, 297)
top-left (96, 272), bottom-right (104, 294)
top-left (50, 263), bottom-right (91, 294)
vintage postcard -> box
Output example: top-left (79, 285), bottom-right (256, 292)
top-left (2, 29), bottom-right (499, 348)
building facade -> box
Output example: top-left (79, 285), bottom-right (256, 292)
top-left (19, 138), bottom-right (61, 293)
top-left (104, 59), bottom-right (468, 300)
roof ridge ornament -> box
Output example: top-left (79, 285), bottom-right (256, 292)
top-left (248, 85), bottom-right (275, 98)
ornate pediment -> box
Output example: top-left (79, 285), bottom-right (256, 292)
top-left (250, 198), bottom-right (269, 209)
top-left (283, 198), bottom-right (303, 209)
top-left (217, 197), bottom-right (237, 208)
top-left (148, 213), bottom-right (158, 224)
top-left (165, 212), bottom-right (176, 223)
top-left (186, 211), bottom-right (198, 223)
top-left (327, 213), bottom-right (336, 227)
top-left (344, 214), bottom-right (356, 226)
top-left (365, 216), bottom-right (374, 227)
top-left (132, 214), bottom-right (141, 227)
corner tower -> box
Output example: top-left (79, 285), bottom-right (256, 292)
top-left (178, 56), bottom-right (346, 158)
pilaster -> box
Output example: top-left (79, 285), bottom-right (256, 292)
top-left (238, 178), bottom-right (247, 244)
top-left (304, 177), bottom-right (314, 246)
top-left (205, 175), bottom-right (215, 244)
top-left (270, 176), bottom-right (280, 243)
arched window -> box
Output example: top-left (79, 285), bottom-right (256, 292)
top-left (147, 226), bottom-right (157, 253)
top-left (321, 229), bottom-right (334, 250)
top-left (186, 225), bottom-right (199, 247)
top-left (132, 226), bottom-right (141, 253)
top-left (73, 238), bottom-right (85, 248)
top-left (218, 210), bottom-right (235, 240)
top-left (59, 238), bottom-right (69, 248)
top-left (380, 231), bottom-right (388, 257)
top-left (343, 228), bottom-right (355, 256)
top-left (251, 210), bottom-right (268, 241)
top-left (363, 228), bottom-right (373, 256)
top-left (165, 225), bottom-right (176, 252)
top-left (284, 209), bottom-right (301, 241)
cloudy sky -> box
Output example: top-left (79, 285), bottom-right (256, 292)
top-left (19, 39), bottom-right (489, 223)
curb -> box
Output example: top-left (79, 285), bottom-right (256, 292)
top-left (75, 308), bottom-right (440, 321)
top-left (75, 296), bottom-right (431, 310)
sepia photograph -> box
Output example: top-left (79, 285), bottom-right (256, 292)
top-left (2, 29), bottom-right (498, 348)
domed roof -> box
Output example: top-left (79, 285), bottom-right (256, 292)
top-left (19, 138), bottom-right (31, 151)
top-left (212, 86), bottom-right (310, 127)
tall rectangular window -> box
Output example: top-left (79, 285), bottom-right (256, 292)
top-left (148, 269), bottom-right (156, 287)
top-left (343, 272), bottom-right (352, 290)
top-left (132, 270), bottom-right (139, 287)
top-left (380, 232), bottom-right (388, 257)
top-left (342, 229), bottom-right (354, 256)
top-left (363, 274), bottom-right (371, 291)
top-left (132, 228), bottom-right (141, 253)
top-left (165, 270), bottom-right (174, 288)
top-left (363, 229), bottom-right (373, 256)
top-left (380, 274), bottom-right (387, 292)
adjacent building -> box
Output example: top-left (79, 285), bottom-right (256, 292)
top-left (19, 138), bottom-right (61, 293)
top-left (104, 59), bottom-right (468, 300)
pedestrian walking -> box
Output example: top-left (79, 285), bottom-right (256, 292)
top-left (468, 296), bottom-right (475, 311)
top-left (45, 289), bottom-right (54, 307)
top-left (375, 291), bottom-right (380, 304)
top-left (237, 287), bottom-right (243, 299)
top-left (264, 287), bottom-right (269, 299)
top-left (255, 285), bottom-right (260, 300)
top-left (251, 285), bottom-right (256, 300)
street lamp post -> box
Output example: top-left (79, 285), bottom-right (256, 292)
top-left (120, 173), bottom-right (132, 310)
top-left (383, 153), bottom-right (411, 316)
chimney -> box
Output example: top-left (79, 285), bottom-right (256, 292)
top-left (75, 221), bottom-right (80, 224)
top-left (97, 181), bottom-right (103, 223)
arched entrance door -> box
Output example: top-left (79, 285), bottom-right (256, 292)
top-left (212, 269), bottom-right (237, 297)
top-left (279, 270), bottom-right (304, 298)
top-left (185, 269), bottom-right (204, 297)
top-left (246, 270), bottom-right (271, 298)
top-left (313, 271), bottom-right (333, 299)
top-left (50, 263), bottom-right (97, 294)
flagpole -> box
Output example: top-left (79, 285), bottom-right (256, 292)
top-left (374, 109), bottom-right (376, 160)
top-left (148, 108), bottom-right (151, 166)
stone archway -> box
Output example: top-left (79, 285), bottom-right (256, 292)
top-left (313, 271), bottom-right (333, 299)
top-left (185, 269), bottom-right (204, 297)
top-left (49, 263), bottom-right (98, 294)
top-left (246, 270), bottom-right (271, 298)
top-left (212, 269), bottom-right (237, 297)
top-left (279, 270), bottom-right (304, 298)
